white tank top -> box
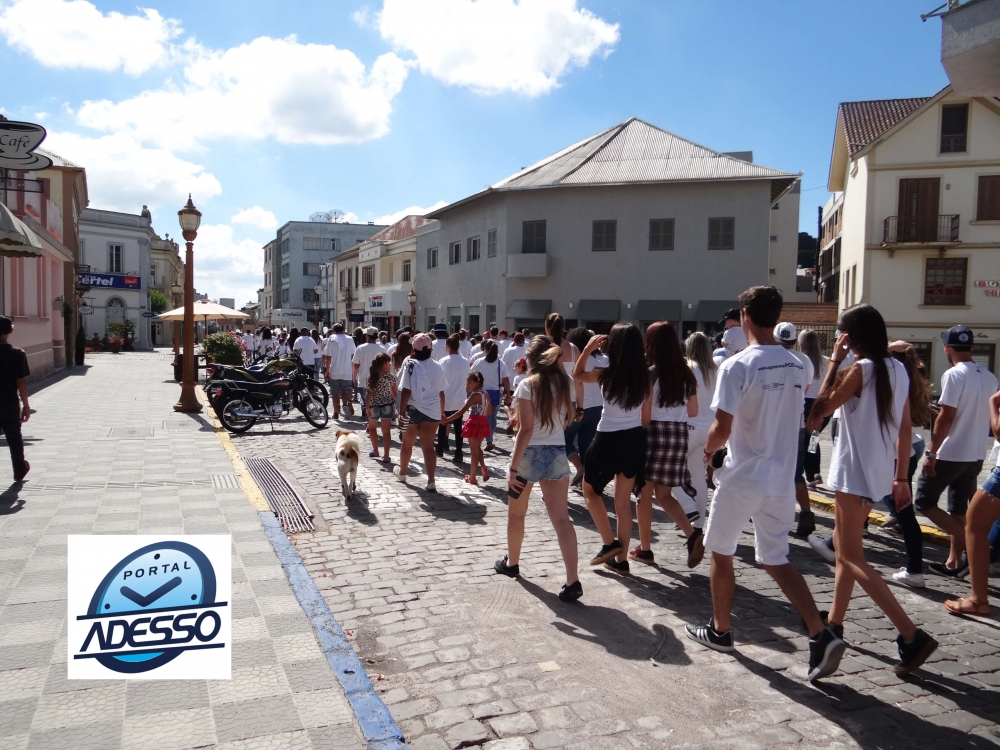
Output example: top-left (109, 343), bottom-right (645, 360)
top-left (828, 358), bottom-right (909, 500)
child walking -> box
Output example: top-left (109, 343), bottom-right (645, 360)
top-left (366, 353), bottom-right (397, 462)
top-left (442, 372), bottom-right (492, 484)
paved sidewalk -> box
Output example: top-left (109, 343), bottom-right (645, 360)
top-left (230, 403), bottom-right (1000, 750)
top-left (0, 354), bottom-right (367, 750)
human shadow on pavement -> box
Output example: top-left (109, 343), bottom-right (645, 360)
top-left (414, 490), bottom-right (488, 525)
top-left (518, 578), bottom-right (692, 666)
top-left (0, 485), bottom-right (25, 515)
top-left (731, 651), bottom-right (997, 750)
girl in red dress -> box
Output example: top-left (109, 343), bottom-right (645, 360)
top-left (442, 372), bottom-right (492, 484)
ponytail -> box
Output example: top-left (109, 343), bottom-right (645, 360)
top-left (545, 312), bottom-right (565, 346)
top-left (524, 335), bottom-right (572, 431)
top-left (368, 352), bottom-right (390, 390)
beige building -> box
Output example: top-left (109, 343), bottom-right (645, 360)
top-left (149, 220), bottom-right (184, 347)
top-left (827, 86), bottom-right (1000, 385)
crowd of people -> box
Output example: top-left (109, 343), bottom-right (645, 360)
top-left (231, 285), bottom-right (1000, 684)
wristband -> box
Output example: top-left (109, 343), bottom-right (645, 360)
top-left (893, 478), bottom-right (907, 483)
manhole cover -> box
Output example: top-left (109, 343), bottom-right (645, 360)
top-left (107, 427), bottom-right (155, 439)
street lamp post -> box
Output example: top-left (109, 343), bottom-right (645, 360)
top-left (174, 195), bottom-right (203, 413)
top-left (170, 281), bottom-right (182, 357)
top-left (407, 289), bottom-right (417, 329)
top-left (313, 284), bottom-right (323, 330)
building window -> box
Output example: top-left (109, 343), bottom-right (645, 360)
top-left (108, 244), bottom-right (123, 273)
top-left (941, 103), bottom-right (968, 153)
top-left (281, 239), bottom-right (289, 255)
top-left (302, 263), bottom-right (321, 276)
top-left (649, 219), bottom-right (674, 251)
top-left (486, 304), bottom-right (496, 326)
top-left (402, 259), bottom-right (411, 282)
top-left (427, 247), bottom-right (438, 269)
top-left (449, 242), bottom-right (461, 265)
top-left (303, 289), bottom-right (318, 303)
top-left (708, 217), bottom-right (735, 250)
top-left (386, 262), bottom-right (394, 283)
top-left (281, 289), bottom-right (289, 304)
top-left (303, 237), bottom-right (335, 252)
top-left (362, 265), bottom-right (374, 288)
top-left (977, 176), bottom-right (1000, 221)
top-left (467, 236), bottom-right (480, 261)
top-left (592, 220), bottom-right (617, 252)
top-left (924, 257), bottom-right (967, 306)
top-left (281, 263), bottom-right (289, 279)
top-left (772, 202), bottom-right (779, 210)
top-left (522, 220), bottom-right (546, 253)
top-left (487, 229), bottom-right (497, 257)
top-left (770, 235), bottom-right (779, 242)
top-left (339, 270), bottom-right (345, 289)
top-left (973, 343), bottom-right (996, 373)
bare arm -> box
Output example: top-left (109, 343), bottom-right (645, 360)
top-left (509, 397), bottom-right (534, 478)
top-left (687, 393), bottom-right (698, 420)
top-left (17, 377), bottom-right (29, 422)
top-left (928, 405), bottom-right (956, 455)
top-left (704, 409), bottom-right (734, 457)
top-left (990, 391), bottom-right (1000, 437)
top-left (568, 342), bottom-right (585, 405)
top-left (806, 363), bottom-right (863, 430)
top-left (572, 335), bottom-right (605, 382)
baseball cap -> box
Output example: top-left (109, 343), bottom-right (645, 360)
top-left (365, 326), bottom-right (378, 336)
top-left (774, 322), bottom-right (797, 344)
top-left (411, 333), bottom-right (433, 351)
top-left (718, 307), bottom-right (740, 325)
top-left (941, 325), bottom-right (974, 346)
top-left (432, 322), bottom-right (448, 332)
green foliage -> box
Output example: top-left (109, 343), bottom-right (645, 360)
top-left (106, 320), bottom-right (136, 339)
top-left (150, 290), bottom-right (170, 314)
top-left (797, 231), bottom-right (817, 268)
top-left (202, 331), bottom-right (244, 365)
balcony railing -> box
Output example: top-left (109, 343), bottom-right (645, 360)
top-left (883, 214), bottom-right (960, 244)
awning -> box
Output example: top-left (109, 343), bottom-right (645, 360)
top-left (695, 299), bottom-right (738, 323)
top-left (506, 299), bottom-right (552, 319)
top-left (577, 299), bottom-right (621, 322)
top-left (0, 202), bottom-right (43, 258)
top-left (636, 299), bottom-right (682, 322)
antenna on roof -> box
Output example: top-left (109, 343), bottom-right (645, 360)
top-left (309, 209), bottom-right (346, 223)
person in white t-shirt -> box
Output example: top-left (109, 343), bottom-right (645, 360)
top-left (258, 328), bottom-right (276, 359)
top-left (807, 303), bottom-right (937, 677)
top-left (324, 324), bottom-right (357, 418)
top-left (293, 329), bottom-right (320, 377)
top-left (774, 322), bottom-right (816, 537)
top-left (496, 329), bottom-right (511, 358)
top-left (495, 335), bottom-right (581, 601)
top-left (564, 328), bottom-right (607, 487)
top-left (458, 330), bottom-right (473, 360)
top-left (243, 330), bottom-right (257, 363)
top-left (395, 334), bottom-right (446, 492)
top-left (719, 308), bottom-right (748, 358)
top-left (352, 328), bottom-right (384, 420)
top-left (435, 335), bottom-right (471, 461)
top-left (500, 333), bottom-right (526, 373)
top-left (431, 323), bottom-right (449, 361)
top-left (471, 341), bottom-right (511, 450)
top-left (686, 286), bottom-right (843, 684)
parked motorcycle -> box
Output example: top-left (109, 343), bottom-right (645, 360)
top-left (210, 366), bottom-right (329, 433)
top-left (205, 353), bottom-right (328, 411)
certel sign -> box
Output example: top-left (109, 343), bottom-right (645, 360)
top-left (0, 119), bottom-right (54, 170)
top-left (77, 272), bottom-right (142, 290)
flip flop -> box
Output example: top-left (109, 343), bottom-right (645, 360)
top-left (944, 597), bottom-right (991, 617)
top-left (369, 450), bottom-right (378, 458)
top-left (463, 475), bottom-right (479, 485)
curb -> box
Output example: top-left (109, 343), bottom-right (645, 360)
top-left (808, 492), bottom-right (951, 545)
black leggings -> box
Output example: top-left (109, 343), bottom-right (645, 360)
top-left (881, 448), bottom-right (924, 575)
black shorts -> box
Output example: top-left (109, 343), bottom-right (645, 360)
top-left (584, 426), bottom-right (645, 495)
top-left (914, 459), bottom-right (982, 515)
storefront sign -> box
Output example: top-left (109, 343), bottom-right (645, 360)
top-left (348, 313), bottom-right (365, 322)
top-left (0, 120), bottom-right (53, 170)
top-left (365, 290), bottom-right (410, 312)
top-left (369, 294), bottom-right (384, 309)
top-left (975, 280), bottom-right (1000, 297)
top-left (77, 272), bottom-right (142, 290)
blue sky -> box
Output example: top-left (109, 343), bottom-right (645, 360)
top-left (0, 0), bottom-right (950, 305)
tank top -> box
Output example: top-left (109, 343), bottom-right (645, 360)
top-left (468, 390), bottom-right (488, 417)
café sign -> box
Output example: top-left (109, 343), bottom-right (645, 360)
top-left (0, 120), bottom-right (53, 171)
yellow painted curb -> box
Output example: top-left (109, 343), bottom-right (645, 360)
top-left (198, 389), bottom-right (271, 512)
top-left (808, 492), bottom-right (951, 545)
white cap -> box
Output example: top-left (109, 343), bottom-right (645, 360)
top-left (774, 322), bottom-right (797, 344)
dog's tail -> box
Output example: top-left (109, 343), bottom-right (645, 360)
top-left (340, 448), bottom-right (359, 462)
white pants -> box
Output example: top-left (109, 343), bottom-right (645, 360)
top-left (703, 483), bottom-right (795, 566)
top-left (673, 424), bottom-right (709, 528)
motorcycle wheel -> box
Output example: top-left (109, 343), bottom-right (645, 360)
top-left (302, 394), bottom-right (329, 429)
top-left (219, 398), bottom-right (257, 433)
top-left (307, 380), bottom-right (329, 408)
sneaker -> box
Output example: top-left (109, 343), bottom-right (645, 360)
top-left (807, 626), bottom-right (846, 682)
top-left (686, 528), bottom-right (705, 569)
top-left (435, 448), bottom-right (445, 458)
top-left (590, 540), bottom-right (623, 566)
top-left (493, 555), bottom-right (519, 578)
top-left (686, 511), bottom-right (702, 525)
top-left (454, 453), bottom-right (464, 463)
top-left (794, 510), bottom-right (816, 537)
top-left (628, 545), bottom-right (655, 565)
top-left (881, 516), bottom-right (899, 531)
top-left (807, 534), bottom-right (836, 564)
top-left (13, 460), bottom-right (29, 483)
top-left (807, 475), bottom-right (823, 488)
top-left (928, 560), bottom-right (969, 579)
top-left (684, 620), bottom-right (735, 653)
top-left (894, 629), bottom-right (938, 677)
top-left (891, 568), bottom-right (925, 589)
top-left (392, 466), bottom-right (407, 483)
top-left (425, 481), bottom-right (436, 493)
top-left (603, 557), bottom-right (630, 575)
top-left (558, 581), bottom-right (583, 602)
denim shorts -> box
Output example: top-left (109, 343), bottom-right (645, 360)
top-left (406, 406), bottom-right (439, 425)
top-left (981, 465), bottom-right (1000, 500)
top-left (518, 445), bottom-right (570, 483)
top-left (329, 379), bottom-right (353, 395)
top-left (369, 404), bottom-right (394, 421)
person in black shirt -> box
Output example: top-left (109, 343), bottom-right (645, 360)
top-left (0, 316), bottom-right (30, 481)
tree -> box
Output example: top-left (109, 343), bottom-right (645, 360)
top-left (797, 231), bottom-right (817, 269)
top-left (150, 290), bottom-right (170, 314)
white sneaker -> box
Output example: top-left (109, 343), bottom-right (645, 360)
top-left (392, 466), bottom-right (407, 483)
top-left (807, 534), bottom-right (836, 564)
top-left (891, 567), bottom-right (925, 589)
top-left (425, 481), bottom-right (436, 492)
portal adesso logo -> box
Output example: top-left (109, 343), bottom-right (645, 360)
top-left (68, 536), bottom-right (231, 679)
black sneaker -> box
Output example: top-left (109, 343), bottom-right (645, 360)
top-left (807, 626), bottom-right (846, 682)
top-left (603, 558), bottom-right (630, 575)
top-left (928, 560), bottom-right (969, 579)
top-left (590, 540), bottom-right (623, 566)
top-left (435, 448), bottom-right (445, 458)
top-left (453, 453), bottom-right (464, 463)
top-left (686, 528), bottom-right (705, 569)
top-left (794, 510), bottom-right (816, 538)
top-left (558, 581), bottom-right (583, 602)
top-left (894, 629), bottom-right (938, 676)
top-left (493, 555), bottom-right (519, 578)
top-left (684, 620), bottom-right (735, 653)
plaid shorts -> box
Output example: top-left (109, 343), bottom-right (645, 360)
top-left (643, 420), bottom-right (695, 496)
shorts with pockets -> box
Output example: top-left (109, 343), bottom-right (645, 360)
top-left (518, 445), bottom-right (571, 483)
top-left (330, 379), bottom-right (353, 395)
top-left (406, 406), bottom-right (439, 425)
top-left (981, 465), bottom-right (1000, 500)
top-left (914, 459), bottom-right (983, 515)
top-left (703, 483), bottom-right (795, 566)
top-left (369, 404), bottom-right (394, 421)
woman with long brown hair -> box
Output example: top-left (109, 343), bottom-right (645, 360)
top-left (392, 332), bottom-right (413, 440)
top-left (630, 322), bottom-right (704, 568)
top-left (807, 304), bottom-right (937, 676)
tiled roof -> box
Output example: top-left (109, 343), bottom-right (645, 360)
top-left (366, 215), bottom-right (434, 243)
top-left (839, 98), bottom-right (931, 156)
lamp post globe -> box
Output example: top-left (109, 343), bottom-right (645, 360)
top-left (174, 195), bottom-right (203, 413)
top-left (407, 289), bottom-right (417, 329)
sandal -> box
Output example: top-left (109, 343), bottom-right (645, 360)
top-left (482, 466), bottom-right (490, 481)
top-left (944, 597), bottom-right (991, 617)
top-left (369, 450), bottom-right (378, 458)
top-left (463, 475), bottom-right (479, 485)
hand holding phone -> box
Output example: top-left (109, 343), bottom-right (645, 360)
top-left (507, 473), bottom-right (527, 499)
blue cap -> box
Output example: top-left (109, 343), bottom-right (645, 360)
top-left (941, 325), bottom-right (973, 346)
top-left (433, 322), bottom-right (448, 332)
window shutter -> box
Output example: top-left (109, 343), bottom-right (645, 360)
top-left (978, 176), bottom-right (1000, 221)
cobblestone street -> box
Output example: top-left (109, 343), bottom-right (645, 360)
top-left (229, 397), bottom-right (1000, 750)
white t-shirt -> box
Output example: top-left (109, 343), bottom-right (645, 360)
top-left (275, 343), bottom-right (292, 358)
top-left (722, 325), bottom-right (748, 358)
top-left (785, 349), bottom-right (814, 428)
top-left (293, 336), bottom-right (320, 365)
top-left (324, 334), bottom-right (356, 380)
top-left (688, 363), bottom-right (717, 432)
top-left (937, 360), bottom-right (999, 462)
top-left (497, 339), bottom-right (511, 357)
top-left (243, 333), bottom-right (257, 352)
top-left (400, 357), bottom-right (446, 420)
top-left (471, 357), bottom-right (510, 391)
top-left (712, 344), bottom-right (807, 495)
top-left (650, 371), bottom-right (689, 423)
top-left (352, 343), bottom-right (384, 384)
top-left (459, 340), bottom-right (472, 359)
top-left (596, 385), bottom-right (644, 432)
top-left (828, 358), bottom-right (909, 500)
top-left (439, 354), bottom-right (471, 412)
top-left (514, 379), bottom-right (566, 446)
top-left (512, 373), bottom-right (526, 391)
top-left (258, 338), bottom-right (276, 358)
top-left (804, 355), bottom-right (829, 399)
top-left (501, 344), bottom-right (526, 373)
top-left (581, 353), bottom-right (610, 409)
top-left (431, 337), bottom-right (449, 362)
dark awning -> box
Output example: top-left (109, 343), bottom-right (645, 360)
top-left (506, 299), bottom-right (552, 319)
top-left (577, 299), bottom-right (621, 322)
top-left (636, 299), bottom-right (681, 322)
top-left (695, 299), bottom-right (737, 323)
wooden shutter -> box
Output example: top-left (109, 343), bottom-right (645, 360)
top-left (978, 176), bottom-right (1000, 221)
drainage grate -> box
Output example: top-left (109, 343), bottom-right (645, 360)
top-left (211, 474), bottom-right (239, 489)
top-left (107, 427), bottom-right (156, 439)
top-left (244, 458), bottom-right (315, 533)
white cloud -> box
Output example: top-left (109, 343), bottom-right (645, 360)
top-left (376, 0), bottom-right (619, 96)
top-left (43, 131), bottom-right (221, 214)
top-left (352, 7), bottom-right (371, 27)
top-left (231, 206), bottom-right (277, 232)
top-left (192, 224), bottom-right (265, 306)
top-left (75, 36), bottom-right (410, 150)
top-left (371, 201), bottom-right (448, 225)
top-left (0, 0), bottom-right (181, 75)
